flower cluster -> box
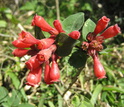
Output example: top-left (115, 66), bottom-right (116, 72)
top-left (82, 16), bottom-right (121, 79)
top-left (12, 15), bottom-right (80, 87)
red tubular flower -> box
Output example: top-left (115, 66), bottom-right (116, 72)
top-left (32, 15), bottom-right (59, 35)
top-left (44, 61), bottom-right (53, 84)
top-left (100, 24), bottom-right (121, 39)
top-left (94, 16), bottom-right (110, 35)
top-left (25, 55), bottom-right (41, 70)
top-left (12, 40), bottom-right (32, 48)
top-left (93, 54), bottom-right (106, 79)
top-left (53, 20), bottom-right (65, 33)
top-left (50, 60), bottom-right (60, 82)
top-left (12, 48), bottom-right (29, 57)
top-left (18, 31), bottom-right (39, 44)
top-left (36, 45), bottom-right (57, 62)
top-left (26, 67), bottom-right (42, 87)
top-left (68, 31), bottom-right (81, 40)
top-left (37, 37), bottom-right (55, 50)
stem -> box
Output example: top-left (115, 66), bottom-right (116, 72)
top-left (55, 0), bottom-right (60, 20)
top-left (62, 68), bottom-right (84, 97)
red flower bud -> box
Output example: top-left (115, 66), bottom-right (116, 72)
top-left (44, 61), bottom-right (53, 84)
top-left (18, 31), bottom-right (38, 44)
top-left (68, 31), bottom-right (80, 40)
top-left (50, 60), bottom-right (60, 82)
top-left (53, 20), bottom-right (65, 33)
top-left (12, 40), bottom-right (32, 48)
top-left (100, 24), bottom-right (121, 39)
top-left (25, 55), bottom-right (41, 70)
top-left (37, 45), bottom-right (57, 62)
top-left (32, 15), bottom-right (59, 35)
top-left (12, 48), bottom-right (29, 57)
top-left (37, 37), bottom-right (55, 50)
top-left (93, 55), bottom-right (106, 79)
top-left (26, 67), bottom-right (42, 87)
top-left (94, 16), bottom-right (110, 35)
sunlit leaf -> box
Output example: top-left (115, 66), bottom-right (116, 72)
top-left (82, 19), bottom-right (96, 41)
top-left (62, 12), bottom-right (84, 33)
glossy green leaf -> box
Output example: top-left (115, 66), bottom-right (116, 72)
top-left (69, 49), bottom-right (88, 68)
top-left (90, 84), bottom-right (103, 105)
top-left (82, 19), bottom-right (96, 41)
top-left (62, 12), bottom-right (84, 33)
top-left (56, 33), bottom-right (76, 56)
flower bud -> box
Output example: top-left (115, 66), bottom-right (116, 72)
top-left (26, 67), bottom-right (42, 87)
top-left (18, 31), bottom-right (39, 44)
top-left (37, 45), bottom-right (57, 62)
top-left (32, 15), bottom-right (59, 35)
top-left (100, 24), bottom-right (121, 39)
top-left (53, 20), bottom-right (65, 33)
top-left (12, 40), bottom-right (32, 48)
top-left (44, 61), bottom-right (53, 84)
top-left (68, 31), bottom-right (80, 40)
top-left (94, 16), bottom-right (110, 35)
top-left (37, 37), bottom-right (55, 50)
top-left (50, 60), bottom-right (60, 82)
top-left (12, 48), bottom-right (29, 57)
top-left (93, 55), bottom-right (106, 79)
top-left (25, 55), bottom-right (41, 70)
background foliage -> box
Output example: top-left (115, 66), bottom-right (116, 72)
top-left (0, 0), bottom-right (124, 107)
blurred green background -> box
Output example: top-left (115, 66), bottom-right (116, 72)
top-left (0, 0), bottom-right (124, 107)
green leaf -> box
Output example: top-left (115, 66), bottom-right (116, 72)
top-left (0, 20), bottom-right (7, 27)
top-left (62, 12), bottom-right (84, 33)
top-left (72, 95), bottom-right (80, 106)
top-left (103, 86), bottom-right (124, 93)
top-left (80, 96), bottom-right (94, 107)
top-left (56, 33), bottom-right (77, 56)
top-left (18, 103), bottom-right (35, 107)
top-left (7, 90), bottom-right (21, 106)
top-left (0, 86), bottom-right (8, 103)
top-left (7, 71), bottom-right (27, 101)
top-left (90, 84), bottom-right (103, 105)
top-left (82, 19), bottom-right (96, 41)
top-left (48, 101), bottom-right (55, 107)
top-left (20, 1), bottom-right (37, 10)
top-left (69, 49), bottom-right (88, 68)
top-left (34, 26), bottom-right (45, 39)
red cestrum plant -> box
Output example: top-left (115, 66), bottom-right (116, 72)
top-left (12, 13), bottom-right (121, 87)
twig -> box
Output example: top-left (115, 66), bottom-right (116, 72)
top-left (62, 68), bottom-right (84, 97)
top-left (0, 33), bottom-right (15, 37)
top-left (55, 0), bottom-right (60, 20)
top-left (54, 83), bottom-right (63, 95)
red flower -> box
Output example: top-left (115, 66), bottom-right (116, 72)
top-left (93, 54), bottom-right (106, 79)
top-left (25, 55), bottom-right (41, 70)
top-left (68, 31), bottom-right (81, 40)
top-left (37, 45), bottom-right (57, 62)
top-left (53, 20), bottom-right (65, 33)
top-left (12, 40), bottom-right (32, 48)
top-left (100, 24), bottom-right (121, 39)
top-left (32, 15), bottom-right (59, 35)
top-left (50, 60), bottom-right (60, 82)
top-left (37, 37), bottom-right (55, 50)
top-left (26, 67), bottom-right (42, 87)
top-left (44, 61), bottom-right (53, 84)
top-left (12, 48), bottom-right (29, 57)
top-left (18, 31), bottom-right (39, 44)
top-left (94, 16), bottom-right (110, 35)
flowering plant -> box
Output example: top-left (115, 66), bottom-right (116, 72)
top-left (12, 13), bottom-right (121, 87)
